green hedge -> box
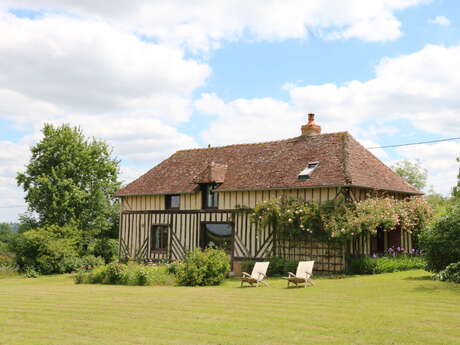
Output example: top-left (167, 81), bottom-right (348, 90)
top-left (74, 262), bottom-right (175, 286)
top-left (346, 255), bottom-right (426, 275)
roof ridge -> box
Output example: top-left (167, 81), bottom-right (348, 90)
top-left (177, 131), bottom-right (349, 153)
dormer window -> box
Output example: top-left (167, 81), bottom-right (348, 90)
top-left (298, 162), bottom-right (319, 180)
top-left (201, 184), bottom-right (219, 209)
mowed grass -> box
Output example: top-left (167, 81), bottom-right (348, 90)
top-left (1, 270), bottom-right (459, 345)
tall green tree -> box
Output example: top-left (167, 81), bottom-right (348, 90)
top-left (17, 124), bottom-right (120, 248)
top-left (392, 160), bottom-right (427, 191)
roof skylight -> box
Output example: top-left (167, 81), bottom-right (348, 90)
top-left (298, 162), bottom-right (319, 180)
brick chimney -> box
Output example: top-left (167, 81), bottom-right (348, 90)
top-left (301, 113), bottom-right (321, 136)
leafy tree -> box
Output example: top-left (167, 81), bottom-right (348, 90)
top-left (425, 187), bottom-right (452, 219)
top-left (392, 160), bottom-right (427, 191)
top-left (0, 223), bottom-right (13, 242)
top-left (16, 124), bottom-right (121, 249)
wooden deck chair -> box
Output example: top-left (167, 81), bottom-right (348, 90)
top-left (240, 262), bottom-right (270, 287)
top-left (284, 261), bottom-right (314, 288)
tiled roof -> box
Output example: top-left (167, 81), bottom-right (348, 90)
top-left (115, 132), bottom-right (421, 196)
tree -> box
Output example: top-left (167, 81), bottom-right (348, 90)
top-left (425, 186), bottom-right (452, 219)
top-left (17, 124), bottom-right (120, 249)
top-left (392, 160), bottom-right (427, 191)
top-left (453, 157), bottom-right (460, 199)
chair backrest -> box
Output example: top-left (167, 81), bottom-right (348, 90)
top-left (296, 261), bottom-right (314, 278)
top-left (251, 262), bottom-right (270, 280)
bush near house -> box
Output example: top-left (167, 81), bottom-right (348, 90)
top-left (75, 262), bottom-right (175, 286)
top-left (346, 254), bottom-right (425, 275)
top-left (10, 224), bottom-right (81, 274)
top-left (419, 205), bottom-right (460, 272)
top-left (174, 248), bottom-right (230, 286)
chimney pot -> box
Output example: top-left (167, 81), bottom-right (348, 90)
top-left (301, 113), bottom-right (321, 136)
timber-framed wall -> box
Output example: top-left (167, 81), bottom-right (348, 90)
top-left (119, 186), bottom-right (414, 273)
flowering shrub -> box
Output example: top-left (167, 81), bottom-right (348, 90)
top-left (243, 196), bottom-right (431, 241)
top-left (325, 197), bottom-right (431, 239)
top-left (245, 198), bottom-right (330, 241)
top-left (433, 262), bottom-right (460, 284)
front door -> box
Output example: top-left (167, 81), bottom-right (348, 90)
top-left (200, 222), bottom-right (233, 255)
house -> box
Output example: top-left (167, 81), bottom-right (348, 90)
top-left (115, 114), bottom-right (421, 272)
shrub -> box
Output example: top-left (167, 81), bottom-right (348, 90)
top-left (346, 255), bottom-right (425, 275)
top-left (241, 260), bottom-right (255, 275)
top-left (373, 255), bottom-right (425, 274)
top-left (346, 256), bottom-right (377, 275)
top-left (24, 266), bottom-right (39, 278)
top-left (94, 238), bottom-right (118, 263)
top-left (0, 242), bottom-right (16, 267)
top-left (74, 263), bottom-right (175, 286)
top-left (10, 224), bottom-right (80, 274)
top-left (81, 255), bottom-right (105, 270)
top-left (104, 262), bottom-right (128, 284)
top-left (419, 206), bottom-right (460, 272)
top-left (166, 261), bottom-right (181, 275)
top-left (434, 262), bottom-right (460, 284)
top-left (175, 248), bottom-right (230, 286)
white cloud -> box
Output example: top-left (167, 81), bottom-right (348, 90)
top-left (396, 142), bottom-right (459, 194)
top-left (429, 15), bottom-right (451, 27)
top-left (286, 44), bottom-right (460, 136)
top-left (2, 0), bottom-right (428, 51)
top-left (196, 94), bottom-right (304, 146)
top-left (0, 11), bottom-right (210, 124)
top-left (0, 141), bottom-right (29, 222)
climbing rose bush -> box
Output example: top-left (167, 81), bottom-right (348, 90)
top-left (326, 197), bottom-right (432, 239)
top-left (245, 197), bottom-right (431, 241)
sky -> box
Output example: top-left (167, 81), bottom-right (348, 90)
top-left (1, 0), bottom-right (460, 222)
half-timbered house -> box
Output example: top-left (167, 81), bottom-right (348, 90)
top-left (115, 114), bottom-right (421, 273)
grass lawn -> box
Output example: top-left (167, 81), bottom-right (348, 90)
top-left (1, 270), bottom-right (459, 345)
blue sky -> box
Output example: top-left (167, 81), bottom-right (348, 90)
top-left (1, 0), bottom-right (459, 222)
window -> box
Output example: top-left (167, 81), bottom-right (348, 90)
top-left (201, 223), bottom-right (233, 253)
top-left (165, 194), bottom-right (180, 209)
top-left (151, 225), bottom-right (168, 252)
top-left (298, 161), bottom-right (319, 180)
top-left (201, 184), bottom-right (219, 209)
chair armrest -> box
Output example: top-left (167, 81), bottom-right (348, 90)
top-left (241, 272), bottom-right (251, 277)
top-left (288, 272), bottom-right (296, 277)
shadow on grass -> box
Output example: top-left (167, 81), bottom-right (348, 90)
top-left (403, 275), bottom-right (433, 281)
top-left (412, 284), bottom-right (460, 294)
